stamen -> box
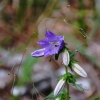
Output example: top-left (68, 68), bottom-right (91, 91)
top-left (55, 45), bottom-right (59, 47)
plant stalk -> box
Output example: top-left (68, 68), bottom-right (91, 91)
top-left (65, 66), bottom-right (70, 100)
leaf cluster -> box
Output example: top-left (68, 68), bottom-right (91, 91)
top-left (43, 90), bottom-right (67, 100)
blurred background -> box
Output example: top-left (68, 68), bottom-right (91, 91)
top-left (0, 0), bottom-right (100, 100)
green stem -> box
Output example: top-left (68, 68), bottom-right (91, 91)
top-left (64, 66), bottom-right (70, 100)
top-left (67, 81), bottom-right (70, 100)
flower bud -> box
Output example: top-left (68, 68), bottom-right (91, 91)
top-left (55, 98), bottom-right (61, 100)
top-left (62, 49), bottom-right (70, 66)
top-left (54, 79), bottom-right (65, 96)
top-left (72, 63), bottom-right (87, 77)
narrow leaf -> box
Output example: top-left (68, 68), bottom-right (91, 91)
top-left (74, 84), bottom-right (84, 91)
top-left (43, 92), bottom-right (56, 100)
top-left (70, 51), bottom-right (77, 58)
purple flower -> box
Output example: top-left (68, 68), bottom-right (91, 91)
top-left (31, 30), bottom-right (64, 57)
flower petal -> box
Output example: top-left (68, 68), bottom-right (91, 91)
top-left (62, 49), bottom-right (70, 66)
top-left (72, 63), bottom-right (87, 77)
top-left (57, 36), bottom-right (64, 41)
top-left (44, 45), bottom-right (59, 56)
top-left (46, 30), bottom-right (56, 39)
top-left (58, 40), bottom-right (64, 51)
top-left (31, 48), bottom-right (45, 57)
top-left (54, 79), bottom-right (65, 96)
top-left (37, 38), bottom-right (49, 47)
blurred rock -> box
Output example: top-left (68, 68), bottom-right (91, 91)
top-left (0, 49), bottom-right (24, 67)
top-left (7, 54), bottom-right (24, 67)
top-left (71, 93), bottom-right (85, 100)
top-left (87, 42), bottom-right (100, 62)
top-left (12, 86), bottom-right (27, 96)
top-left (76, 78), bottom-right (94, 97)
top-left (0, 69), bottom-right (13, 89)
top-left (31, 60), bottom-right (55, 95)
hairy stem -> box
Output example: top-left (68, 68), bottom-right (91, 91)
top-left (65, 66), bottom-right (70, 100)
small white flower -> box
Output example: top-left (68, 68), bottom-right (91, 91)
top-left (62, 49), bottom-right (70, 66)
top-left (72, 63), bottom-right (87, 77)
top-left (54, 79), bottom-right (65, 96)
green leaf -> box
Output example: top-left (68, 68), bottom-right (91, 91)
top-left (70, 51), bottom-right (77, 58)
top-left (68, 76), bottom-right (76, 84)
top-left (57, 90), bottom-right (67, 100)
top-left (66, 73), bottom-right (76, 84)
top-left (43, 92), bottom-right (56, 100)
top-left (95, 97), bottom-right (100, 100)
top-left (43, 90), bottom-right (67, 100)
top-left (59, 72), bottom-right (76, 85)
top-left (74, 84), bottom-right (84, 91)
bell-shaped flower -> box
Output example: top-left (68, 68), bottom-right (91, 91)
top-left (62, 49), bottom-right (70, 66)
top-left (72, 63), bottom-right (87, 77)
top-left (54, 78), bottom-right (65, 96)
top-left (31, 30), bottom-right (64, 57)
